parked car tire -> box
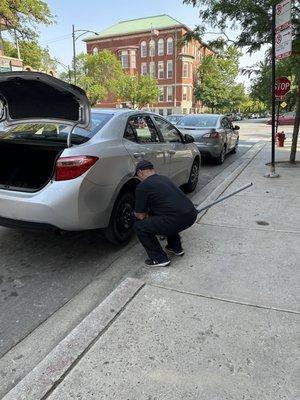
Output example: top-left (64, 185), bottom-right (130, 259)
top-left (215, 145), bottom-right (226, 165)
top-left (182, 159), bottom-right (199, 193)
top-left (231, 138), bottom-right (239, 154)
top-left (105, 190), bottom-right (135, 245)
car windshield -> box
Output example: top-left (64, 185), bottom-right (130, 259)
top-left (0, 112), bottom-right (114, 144)
top-left (179, 115), bottom-right (218, 128)
top-left (166, 115), bottom-right (183, 124)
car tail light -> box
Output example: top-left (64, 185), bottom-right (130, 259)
top-left (55, 156), bottom-right (99, 181)
top-left (203, 131), bottom-right (220, 139)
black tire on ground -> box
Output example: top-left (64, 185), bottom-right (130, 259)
top-left (104, 191), bottom-right (135, 245)
top-left (215, 145), bottom-right (226, 165)
top-left (231, 138), bottom-right (239, 154)
top-left (182, 159), bottom-right (199, 193)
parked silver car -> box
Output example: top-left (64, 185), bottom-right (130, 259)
top-left (0, 72), bottom-right (200, 243)
top-left (177, 114), bottom-right (239, 164)
top-left (165, 114), bottom-right (184, 125)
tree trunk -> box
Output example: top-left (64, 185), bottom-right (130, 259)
top-left (290, 76), bottom-right (300, 163)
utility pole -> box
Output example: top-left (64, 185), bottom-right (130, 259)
top-left (173, 29), bottom-right (177, 110)
top-left (265, 4), bottom-right (279, 178)
top-left (72, 24), bottom-right (77, 85)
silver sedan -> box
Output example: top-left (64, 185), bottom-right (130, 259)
top-left (177, 114), bottom-right (240, 164)
top-left (0, 72), bottom-right (200, 244)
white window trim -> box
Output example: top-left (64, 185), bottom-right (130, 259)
top-left (183, 62), bottom-right (189, 78)
top-left (167, 86), bottom-right (173, 102)
top-left (158, 61), bottom-right (164, 79)
top-left (141, 41), bottom-right (147, 58)
top-left (158, 86), bottom-right (164, 102)
top-left (167, 37), bottom-right (173, 55)
top-left (158, 38), bottom-right (164, 56)
top-left (141, 62), bottom-right (147, 75)
top-left (149, 61), bottom-right (155, 77)
top-left (167, 60), bottom-right (173, 79)
top-left (149, 40), bottom-right (155, 57)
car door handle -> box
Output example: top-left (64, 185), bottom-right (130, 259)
top-left (168, 150), bottom-right (176, 155)
top-left (133, 152), bottom-right (146, 158)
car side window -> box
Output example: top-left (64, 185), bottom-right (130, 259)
top-left (221, 118), bottom-right (230, 129)
top-left (125, 116), bottom-right (160, 143)
top-left (153, 116), bottom-right (182, 143)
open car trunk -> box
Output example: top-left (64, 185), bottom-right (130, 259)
top-left (0, 141), bottom-right (65, 192)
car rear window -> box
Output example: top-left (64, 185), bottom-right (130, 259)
top-left (179, 115), bottom-right (218, 128)
top-left (0, 112), bottom-right (113, 144)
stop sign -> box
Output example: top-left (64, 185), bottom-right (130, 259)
top-left (275, 76), bottom-right (291, 97)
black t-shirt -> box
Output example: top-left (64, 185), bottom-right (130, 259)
top-left (135, 174), bottom-right (196, 217)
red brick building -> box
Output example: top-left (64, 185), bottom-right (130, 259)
top-left (84, 15), bottom-right (213, 116)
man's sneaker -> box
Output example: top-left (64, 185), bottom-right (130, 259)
top-left (165, 245), bottom-right (185, 256)
top-left (145, 259), bottom-right (170, 267)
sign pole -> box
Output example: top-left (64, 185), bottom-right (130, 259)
top-left (266, 4), bottom-right (280, 178)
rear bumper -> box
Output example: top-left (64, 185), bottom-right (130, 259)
top-left (0, 177), bottom-right (112, 231)
top-left (195, 143), bottom-right (222, 158)
top-left (0, 215), bottom-right (57, 231)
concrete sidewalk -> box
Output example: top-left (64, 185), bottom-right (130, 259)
top-left (3, 142), bottom-right (300, 400)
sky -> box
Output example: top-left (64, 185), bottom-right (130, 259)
top-left (12, 0), bottom-right (269, 89)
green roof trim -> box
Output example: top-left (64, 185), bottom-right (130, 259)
top-left (84, 14), bottom-right (187, 41)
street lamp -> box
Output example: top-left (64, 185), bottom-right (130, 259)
top-left (56, 61), bottom-right (72, 83)
top-left (72, 25), bottom-right (98, 85)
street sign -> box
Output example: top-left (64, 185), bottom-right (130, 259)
top-left (275, 26), bottom-right (292, 59)
top-left (281, 101), bottom-right (287, 108)
top-left (275, 76), bottom-right (291, 100)
top-left (276, 0), bottom-right (291, 31)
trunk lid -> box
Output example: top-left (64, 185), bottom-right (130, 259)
top-left (178, 126), bottom-right (212, 143)
top-left (0, 72), bottom-right (90, 129)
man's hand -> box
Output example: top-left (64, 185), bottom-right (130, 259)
top-left (134, 212), bottom-right (148, 220)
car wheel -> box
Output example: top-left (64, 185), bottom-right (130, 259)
top-left (182, 159), bottom-right (199, 193)
top-left (105, 191), bottom-right (135, 245)
top-left (232, 138), bottom-right (239, 154)
top-left (215, 145), bottom-right (226, 165)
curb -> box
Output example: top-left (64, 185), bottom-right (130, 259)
top-left (192, 141), bottom-right (267, 220)
top-left (3, 278), bottom-right (145, 400)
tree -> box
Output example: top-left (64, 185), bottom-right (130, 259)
top-left (3, 39), bottom-right (57, 71)
top-left (194, 45), bottom-right (245, 112)
top-left (183, 0), bottom-right (300, 162)
top-left (67, 50), bottom-right (125, 106)
top-left (0, 0), bottom-right (54, 40)
top-left (113, 74), bottom-right (160, 109)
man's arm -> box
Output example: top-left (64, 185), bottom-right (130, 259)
top-left (135, 186), bottom-right (148, 220)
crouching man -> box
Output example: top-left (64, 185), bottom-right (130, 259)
top-left (134, 159), bottom-right (198, 267)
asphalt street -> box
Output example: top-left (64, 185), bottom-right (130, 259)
top-left (0, 119), bottom-right (271, 359)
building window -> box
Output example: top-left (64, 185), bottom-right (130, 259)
top-left (158, 38), bottom-right (164, 56)
top-left (158, 86), bottom-right (164, 102)
top-left (158, 61), bottom-right (164, 79)
top-left (182, 86), bottom-right (187, 101)
top-left (130, 50), bottom-right (136, 68)
top-left (183, 62), bottom-right (189, 78)
top-left (167, 60), bottom-right (173, 79)
top-left (141, 62), bottom-right (147, 75)
top-left (92, 47), bottom-right (99, 54)
top-left (167, 109), bottom-right (172, 116)
top-left (149, 40), bottom-right (155, 57)
top-left (167, 37), bottom-right (173, 55)
top-left (141, 41), bottom-right (147, 57)
top-left (159, 109), bottom-right (164, 116)
top-left (183, 108), bottom-right (188, 114)
top-left (167, 86), bottom-right (173, 102)
top-left (121, 51), bottom-right (129, 68)
top-left (149, 61), bottom-right (155, 77)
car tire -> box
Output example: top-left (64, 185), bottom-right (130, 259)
top-left (232, 138), bottom-right (239, 154)
top-left (215, 145), bottom-right (226, 165)
top-left (105, 191), bottom-right (135, 245)
top-left (182, 159), bottom-right (199, 193)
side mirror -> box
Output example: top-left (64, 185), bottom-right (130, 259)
top-left (234, 125), bottom-right (240, 130)
top-left (184, 134), bottom-right (195, 143)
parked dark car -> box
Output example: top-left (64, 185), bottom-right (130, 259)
top-left (267, 112), bottom-right (296, 125)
